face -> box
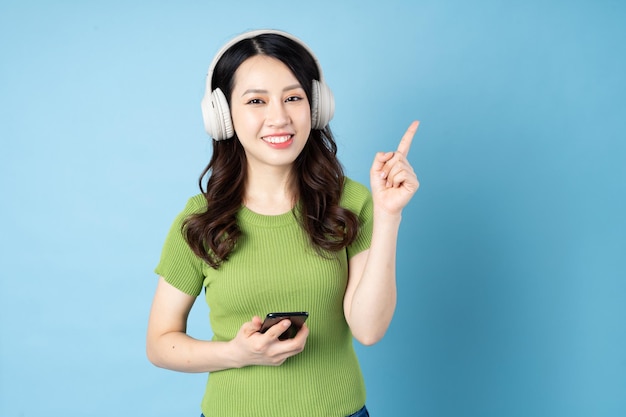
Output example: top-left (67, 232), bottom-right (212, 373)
top-left (230, 55), bottom-right (312, 172)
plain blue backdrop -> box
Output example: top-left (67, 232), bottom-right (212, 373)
top-left (1, 1), bottom-right (625, 416)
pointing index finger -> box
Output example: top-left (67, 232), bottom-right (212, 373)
top-left (396, 120), bottom-right (420, 156)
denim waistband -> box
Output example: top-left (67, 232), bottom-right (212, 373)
top-left (348, 405), bottom-right (370, 417)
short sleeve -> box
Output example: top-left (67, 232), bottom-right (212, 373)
top-left (342, 178), bottom-right (373, 259)
top-left (154, 195), bottom-right (207, 296)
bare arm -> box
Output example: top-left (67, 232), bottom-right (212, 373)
top-left (146, 277), bottom-right (309, 372)
top-left (344, 121), bottom-right (420, 345)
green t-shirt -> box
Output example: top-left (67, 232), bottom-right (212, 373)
top-left (155, 177), bottom-right (373, 417)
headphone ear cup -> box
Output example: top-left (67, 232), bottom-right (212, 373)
top-left (310, 79), bottom-right (334, 130)
top-left (201, 88), bottom-right (234, 140)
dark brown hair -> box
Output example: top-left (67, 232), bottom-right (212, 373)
top-left (183, 33), bottom-right (359, 268)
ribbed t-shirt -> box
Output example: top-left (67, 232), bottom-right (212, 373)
top-left (155, 177), bottom-right (373, 417)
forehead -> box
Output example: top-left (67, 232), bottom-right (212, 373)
top-left (232, 55), bottom-right (301, 91)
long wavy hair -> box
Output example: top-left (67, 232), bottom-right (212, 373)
top-left (183, 33), bottom-right (359, 268)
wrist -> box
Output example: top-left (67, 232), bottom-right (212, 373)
top-left (373, 207), bottom-right (403, 226)
top-left (225, 339), bottom-right (246, 369)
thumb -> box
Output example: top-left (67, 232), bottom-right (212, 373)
top-left (242, 316), bottom-right (263, 335)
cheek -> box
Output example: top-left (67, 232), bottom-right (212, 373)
top-left (231, 106), bottom-right (258, 134)
top-left (296, 105), bottom-right (312, 130)
top-left (230, 109), bottom-right (243, 132)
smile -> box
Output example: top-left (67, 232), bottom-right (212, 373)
top-left (262, 135), bottom-right (293, 144)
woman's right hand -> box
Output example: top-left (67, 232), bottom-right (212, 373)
top-left (147, 277), bottom-right (308, 372)
top-left (228, 316), bottom-right (309, 367)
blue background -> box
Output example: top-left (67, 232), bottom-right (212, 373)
top-left (1, 1), bottom-right (625, 416)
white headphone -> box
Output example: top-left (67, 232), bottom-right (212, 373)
top-left (200, 29), bottom-right (335, 141)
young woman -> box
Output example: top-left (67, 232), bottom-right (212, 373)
top-left (146, 29), bottom-right (419, 417)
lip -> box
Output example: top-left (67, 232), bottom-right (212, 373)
top-left (261, 134), bottom-right (294, 149)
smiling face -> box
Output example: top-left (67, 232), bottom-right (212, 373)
top-left (230, 55), bottom-right (312, 173)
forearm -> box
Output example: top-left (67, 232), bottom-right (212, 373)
top-left (347, 211), bottom-right (402, 345)
top-left (147, 331), bottom-right (240, 373)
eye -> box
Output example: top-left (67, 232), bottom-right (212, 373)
top-left (246, 98), bottom-right (265, 105)
top-left (285, 95), bottom-right (304, 102)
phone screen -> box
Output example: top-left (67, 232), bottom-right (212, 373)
top-left (260, 312), bottom-right (309, 340)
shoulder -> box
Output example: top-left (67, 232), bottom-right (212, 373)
top-left (180, 194), bottom-right (208, 216)
top-left (342, 177), bottom-right (374, 253)
top-left (341, 177), bottom-right (372, 212)
top-left (343, 176), bottom-right (367, 191)
top-left (165, 194), bottom-right (208, 227)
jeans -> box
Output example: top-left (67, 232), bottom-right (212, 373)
top-left (201, 405), bottom-right (369, 417)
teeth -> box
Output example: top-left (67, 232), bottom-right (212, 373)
top-left (263, 135), bottom-right (291, 144)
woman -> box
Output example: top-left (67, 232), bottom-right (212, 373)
top-left (146, 29), bottom-right (419, 417)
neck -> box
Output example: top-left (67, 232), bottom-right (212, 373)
top-left (244, 165), bottom-right (298, 215)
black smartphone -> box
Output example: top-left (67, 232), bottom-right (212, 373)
top-left (260, 312), bottom-right (309, 340)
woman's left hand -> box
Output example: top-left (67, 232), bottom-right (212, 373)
top-left (370, 120), bottom-right (420, 215)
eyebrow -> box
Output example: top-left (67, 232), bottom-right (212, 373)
top-left (241, 84), bottom-right (303, 97)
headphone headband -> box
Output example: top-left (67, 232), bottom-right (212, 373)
top-left (205, 29), bottom-right (327, 98)
top-left (200, 29), bottom-right (335, 140)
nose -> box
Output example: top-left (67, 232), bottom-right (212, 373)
top-left (265, 100), bottom-right (289, 127)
